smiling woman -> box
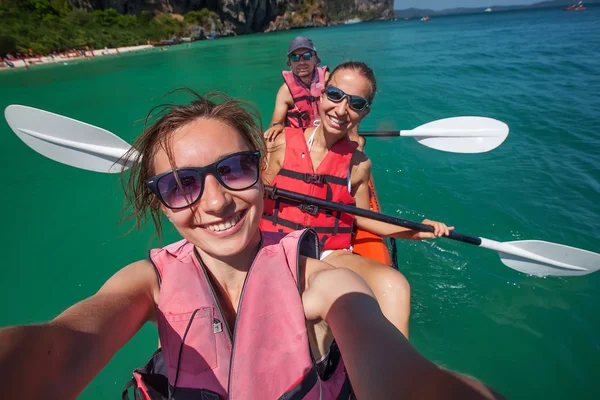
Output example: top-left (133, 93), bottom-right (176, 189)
top-left (0, 90), bottom-right (502, 400)
top-left (261, 61), bottom-right (454, 339)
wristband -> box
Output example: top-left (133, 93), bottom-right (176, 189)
top-left (271, 122), bottom-right (283, 127)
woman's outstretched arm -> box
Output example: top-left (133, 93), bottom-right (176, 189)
top-left (304, 261), bottom-right (503, 400)
top-left (0, 260), bottom-right (159, 400)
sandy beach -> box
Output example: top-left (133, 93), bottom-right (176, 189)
top-left (1, 45), bottom-right (153, 70)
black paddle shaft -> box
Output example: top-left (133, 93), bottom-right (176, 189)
top-left (265, 186), bottom-right (482, 246)
top-left (359, 131), bottom-right (400, 137)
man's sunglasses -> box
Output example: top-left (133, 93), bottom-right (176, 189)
top-left (145, 151), bottom-right (261, 210)
top-left (289, 51), bottom-right (314, 62)
top-left (324, 86), bottom-right (370, 111)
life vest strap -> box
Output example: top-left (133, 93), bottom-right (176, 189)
top-left (287, 110), bottom-right (310, 120)
top-left (262, 213), bottom-right (353, 234)
top-left (278, 169), bottom-right (347, 187)
top-left (278, 366), bottom-right (318, 400)
top-left (336, 373), bottom-right (353, 400)
top-left (291, 95), bottom-right (319, 103)
top-left (285, 110), bottom-right (310, 128)
top-left (272, 196), bottom-right (334, 218)
top-left (285, 111), bottom-right (310, 128)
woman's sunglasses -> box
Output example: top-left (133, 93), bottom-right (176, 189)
top-left (145, 150), bottom-right (261, 210)
top-left (324, 86), bottom-right (370, 111)
top-left (289, 51), bottom-right (314, 62)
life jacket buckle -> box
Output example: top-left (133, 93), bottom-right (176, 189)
top-left (305, 173), bottom-right (324, 184)
top-left (300, 204), bottom-right (319, 216)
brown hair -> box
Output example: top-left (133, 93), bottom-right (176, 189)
top-left (120, 89), bottom-right (265, 238)
top-left (326, 61), bottom-right (377, 104)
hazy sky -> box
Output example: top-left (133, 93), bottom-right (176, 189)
top-left (394, 0), bottom-right (538, 10)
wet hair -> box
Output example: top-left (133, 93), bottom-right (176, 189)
top-left (326, 61), bottom-right (377, 104)
top-left (120, 89), bottom-right (265, 238)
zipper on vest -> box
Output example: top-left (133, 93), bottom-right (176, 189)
top-left (194, 249), bottom-right (233, 344)
top-left (204, 277), bottom-right (232, 343)
top-left (226, 246), bottom-right (263, 399)
top-left (193, 241), bottom-right (263, 399)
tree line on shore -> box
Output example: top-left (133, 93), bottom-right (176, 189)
top-left (0, 0), bottom-right (223, 56)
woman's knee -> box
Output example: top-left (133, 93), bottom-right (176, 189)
top-left (370, 266), bottom-right (411, 304)
top-left (323, 252), bottom-right (410, 301)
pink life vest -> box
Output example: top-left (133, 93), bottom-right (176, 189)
top-left (123, 229), bottom-right (352, 400)
top-left (282, 66), bottom-right (328, 129)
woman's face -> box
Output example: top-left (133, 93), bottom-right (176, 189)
top-left (152, 118), bottom-right (263, 259)
top-left (319, 68), bottom-right (372, 137)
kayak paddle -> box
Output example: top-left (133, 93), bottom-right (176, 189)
top-left (5, 105), bottom-right (598, 277)
top-left (361, 116), bottom-right (509, 153)
top-left (5, 106), bottom-right (507, 173)
top-left (4, 105), bottom-right (133, 173)
top-left (265, 187), bottom-right (599, 277)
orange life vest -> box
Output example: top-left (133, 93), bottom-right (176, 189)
top-left (261, 128), bottom-right (357, 251)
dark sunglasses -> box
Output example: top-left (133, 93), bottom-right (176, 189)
top-left (145, 150), bottom-right (261, 210)
top-left (324, 86), bottom-right (370, 111)
top-left (289, 51), bottom-right (314, 62)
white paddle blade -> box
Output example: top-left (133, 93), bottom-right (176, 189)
top-left (499, 240), bottom-right (600, 277)
top-left (402, 116), bottom-right (509, 154)
top-left (4, 105), bottom-right (135, 173)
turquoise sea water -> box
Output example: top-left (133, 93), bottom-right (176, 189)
top-left (1, 6), bottom-right (599, 399)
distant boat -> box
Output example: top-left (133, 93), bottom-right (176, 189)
top-left (344, 18), bottom-right (362, 24)
top-left (564, 1), bottom-right (586, 10)
top-left (421, 16), bottom-right (430, 21)
top-left (485, 8), bottom-right (492, 12)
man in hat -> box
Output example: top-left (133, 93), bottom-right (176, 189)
top-left (264, 36), bottom-right (329, 141)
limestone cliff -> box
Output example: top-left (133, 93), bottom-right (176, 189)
top-left (67, 0), bottom-right (393, 34)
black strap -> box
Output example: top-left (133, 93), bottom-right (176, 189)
top-left (122, 349), bottom-right (169, 400)
top-left (286, 110), bottom-right (310, 128)
top-left (318, 235), bottom-right (328, 249)
top-left (167, 387), bottom-right (221, 400)
top-left (332, 211), bottom-right (341, 236)
top-left (287, 110), bottom-right (310, 120)
top-left (272, 196), bottom-right (281, 224)
top-left (122, 378), bottom-right (135, 400)
top-left (274, 196), bottom-right (333, 217)
top-left (278, 169), bottom-right (348, 187)
top-left (336, 373), bottom-right (353, 399)
top-left (262, 214), bottom-right (353, 234)
top-left (292, 95), bottom-right (319, 103)
top-left (278, 366), bottom-right (319, 400)
top-left (390, 238), bottom-right (399, 270)
top-left (170, 309), bottom-right (201, 400)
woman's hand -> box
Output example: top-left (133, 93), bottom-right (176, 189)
top-left (263, 124), bottom-right (285, 142)
top-left (410, 219), bottom-right (454, 240)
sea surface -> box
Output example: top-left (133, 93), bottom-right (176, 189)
top-left (1, 6), bottom-right (599, 399)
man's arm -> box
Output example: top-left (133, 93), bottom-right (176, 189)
top-left (0, 260), bottom-right (158, 399)
top-left (264, 84), bottom-right (294, 142)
